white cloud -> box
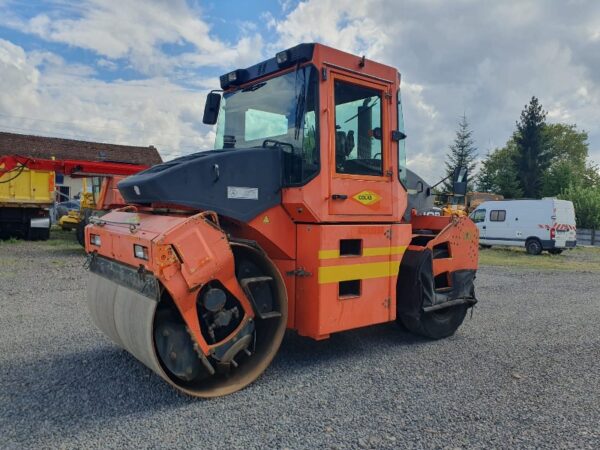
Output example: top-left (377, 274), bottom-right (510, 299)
top-left (1, 0), bottom-right (599, 182)
top-left (269, 0), bottom-right (600, 181)
top-left (0, 39), bottom-right (40, 114)
top-left (0, 0), bottom-right (262, 162)
top-left (96, 58), bottom-right (118, 71)
top-left (0, 39), bottom-right (214, 161)
top-left (2, 0), bottom-right (264, 76)
top-left (268, 0), bottom-right (388, 59)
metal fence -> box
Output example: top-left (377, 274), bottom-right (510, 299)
top-left (577, 228), bottom-right (600, 247)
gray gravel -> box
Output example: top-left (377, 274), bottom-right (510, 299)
top-left (1, 236), bottom-right (599, 449)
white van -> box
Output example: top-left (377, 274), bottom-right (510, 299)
top-left (469, 198), bottom-right (577, 255)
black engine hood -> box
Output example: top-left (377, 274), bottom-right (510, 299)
top-left (118, 148), bottom-right (283, 222)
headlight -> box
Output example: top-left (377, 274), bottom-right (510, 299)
top-left (276, 50), bottom-right (290, 65)
top-left (134, 244), bottom-right (148, 260)
top-left (90, 234), bottom-right (101, 246)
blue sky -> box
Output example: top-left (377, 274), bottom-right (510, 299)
top-left (1, 0), bottom-right (599, 182)
top-left (0, 0), bottom-right (286, 82)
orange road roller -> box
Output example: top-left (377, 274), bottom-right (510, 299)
top-left (85, 43), bottom-right (479, 397)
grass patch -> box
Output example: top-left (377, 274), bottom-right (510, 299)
top-left (34, 228), bottom-right (83, 255)
top-left (0, 256), bottom-right (22, 268)
top-left (0, 236), bottom-right (21, 245)
top-left (43, 228), bottom-right (82, 251)
top-left (479, 246), bottom-right (600, 272)
top-left (0, 228), bottom-right (82, 252)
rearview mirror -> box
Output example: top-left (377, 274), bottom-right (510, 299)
top-left (452, 166), bottom-right (468, 196)
top-left (203, 92), bottom-right (222, 125)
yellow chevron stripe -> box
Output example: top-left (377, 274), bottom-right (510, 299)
top-left (318, 261), bottom-right (401, 284)
top-left (318, 245), bottom-right (407, 259)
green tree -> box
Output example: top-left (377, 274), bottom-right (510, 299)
top-left (559, 184), bottom-right (600, 229)
top-left (541, 123), bottom-right (599, 196)
top-left (443, 114), bottom-right (478, 192)
top-left (477, 143), bottom-right (522, 198)
top-left (583, 163), bottom-right (600, 188)
top-left (512, 96), bottom-right (552, 197)
top-left (542, 159), bottom-right (583, 197)
top-left (544, 123), bottom-right (588, 164)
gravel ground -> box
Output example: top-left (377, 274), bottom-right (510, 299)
top-left (1, 236), bottom-right (599, 449)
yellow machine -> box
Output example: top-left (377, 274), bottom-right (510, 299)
top-left (0, 157), bottom-right (54, 240)
top-left (58, 178), bottom-right (98, 231)
top-left (440, 194), bottom-right (469, 217)
top-left (1, 155), bottom-right (149, 241)
top-left (437, 192), bottom-right (504, 217)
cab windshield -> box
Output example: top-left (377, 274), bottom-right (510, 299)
top-left (214, 66), bottom-right (319, 184)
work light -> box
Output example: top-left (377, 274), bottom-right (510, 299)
top-left (134, 244), bottom-right (149, 260)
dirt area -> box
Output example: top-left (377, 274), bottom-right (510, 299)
top-left (1, 230), bottom-right (599, 448)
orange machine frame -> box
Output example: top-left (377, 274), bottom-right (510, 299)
top-left (218, 45), bottom-right (413, 339)
top-left (86, 44), bottom-right (478, 347)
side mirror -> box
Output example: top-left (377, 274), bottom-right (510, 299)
top-left (203, 92), bottom-right (222, 125)
top-left (452, 166), bottom-right (468, 196)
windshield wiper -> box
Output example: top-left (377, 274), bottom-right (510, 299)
top-left (293, 70), bottom-right (306, 140)
top-left (344, 97), bottom-right (380, 124)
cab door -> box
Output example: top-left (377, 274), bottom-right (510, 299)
top-left (328, 72), bottom-right (394, 216)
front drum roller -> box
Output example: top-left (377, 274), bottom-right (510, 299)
top-left (87, 242), bottom-right (288, 398)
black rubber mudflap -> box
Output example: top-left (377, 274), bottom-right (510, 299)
top-left (396, 249), bottom-right (477, 322)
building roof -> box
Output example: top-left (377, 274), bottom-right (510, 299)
top-left (0, 131), bottom-right (163, 165)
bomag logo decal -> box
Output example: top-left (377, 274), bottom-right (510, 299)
top-left (352, 190), bottom-right (381, 206)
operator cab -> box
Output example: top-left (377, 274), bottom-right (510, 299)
top-left (120, 43), bottom-right (408, 223)
top-left (205, 43), bottom-right (408, 222)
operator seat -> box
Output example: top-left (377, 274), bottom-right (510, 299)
top-left (335, 128), bottom-right (355, 170)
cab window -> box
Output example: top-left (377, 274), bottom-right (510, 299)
top-left (215, 65), bottom-right (319, 186)
top-left (490, 210), bottom-right (506, 222)
top-left (471, 209), bottom-right (486, 223)
top-left (244, 109), bottom-right (288, 141)
top-left (334, 80), bottom-right (383, 176)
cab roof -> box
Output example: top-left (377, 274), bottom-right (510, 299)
top-left (219, 43), bottom-right (400, 90)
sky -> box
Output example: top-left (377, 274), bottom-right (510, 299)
top-left (0, 0), bottom-right (599, 183)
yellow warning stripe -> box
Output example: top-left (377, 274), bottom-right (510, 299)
top-left (364, 246), bottom-right (407, 257)
top-left (318, 246), bottom-right (407, 260)
top-left (318, 261), bottom-right (401, 284)
top-left (318, 249), bottom-right (341, 260)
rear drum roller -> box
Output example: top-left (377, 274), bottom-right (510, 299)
top-left (151, 242), bottom-right (288, 397)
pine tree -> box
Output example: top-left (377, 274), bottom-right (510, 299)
top-left (443, 114), bottom-right (478, 192)
top-left (512, 96), bottom-right (551, 198)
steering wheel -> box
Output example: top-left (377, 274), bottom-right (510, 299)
top-left (373, 153), bottom-right (382, 159)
